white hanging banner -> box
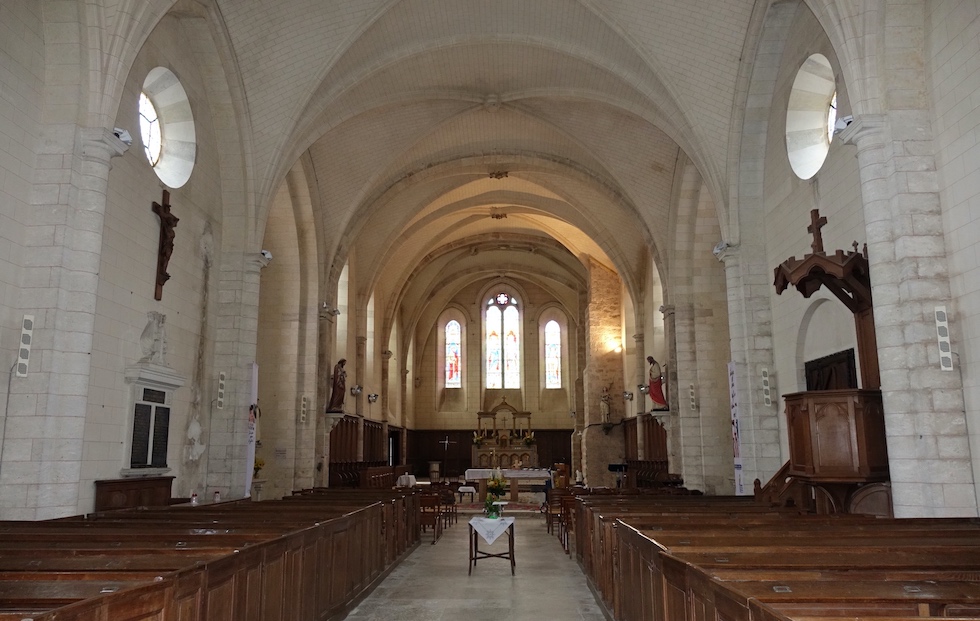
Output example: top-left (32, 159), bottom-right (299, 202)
top-left (728, 362), bottom-right (747, 495)
top-left (244, 362), bottom-right (258, 498)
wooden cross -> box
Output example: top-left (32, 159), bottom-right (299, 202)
top-left (807, 208), bottom-right (827, 255)
top-left (152, 190), bottom-right (179, 300)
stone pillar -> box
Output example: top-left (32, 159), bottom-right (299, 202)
top-left (672, 303), bottom-right (704, 491)
top-left (211, 251), bottom-right (270, 499)
top-left (632, 333), bottom-right (647, 460)
top-left (661, 304), bottom-right (678, 466)
top-left (381, 349), bottom-right (393, 462)
top-left (315, 308), bottom-right (337, 487)
top-left (582, 260), bottom-right (624, 488)
top-left (4, 128), bottom-right (128, 519)
top-left (842, 116), bottom-right (977, 517)
top-left (715, 244), bottom-right (779, 490)
top-left (355, 335), bottom-right (366, 461)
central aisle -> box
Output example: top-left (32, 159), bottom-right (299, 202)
top-left (345, 513), bottom-right (608, 620)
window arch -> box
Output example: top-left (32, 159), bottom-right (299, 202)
top-left (544, 320), bottom-right (561, 389)
top-left (486, 292), bottom-right (520, 388)
top-left (445, 320), bottom-right (462, 388)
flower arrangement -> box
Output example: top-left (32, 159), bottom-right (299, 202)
top-left (522, 430), bottom-right (536, 446)
top-left (472, 430), bottom-right (484, 446)
top-left (484, 470), bottom-right (507, 518)
top-left (253, 457), bottom-right (265, 477)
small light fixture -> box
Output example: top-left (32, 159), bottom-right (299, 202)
top-left (638, 384), bottom-right (649, 395)
top-left (367, 393), bottom-right (379, 403)
top-left (622, 391), bottom-right (634, 401)
top-left (350, 385), bottom-right (363, 396)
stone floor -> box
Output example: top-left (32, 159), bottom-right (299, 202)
top-left (343, 513), bottom-right (608, 620)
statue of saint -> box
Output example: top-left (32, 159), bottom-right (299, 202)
top-left (647, 356), bottom-right (668, 410)
top-left (326, 359), bottom-right (347, 412)
top-left (600, 385), bottom-right (611, 423)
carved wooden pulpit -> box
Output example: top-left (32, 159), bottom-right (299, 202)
top-left (771, 210), bottom-right (890, 514)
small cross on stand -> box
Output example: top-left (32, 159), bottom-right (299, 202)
top-left (807, 208), bottom-right (828, 255)
top-left (438, 435), bottom-right (456, 452)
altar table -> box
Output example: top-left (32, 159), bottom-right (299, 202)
top-left (468, 517), bottom-right (515, 575)
top-left (464, 468), bottom-right (552, 501)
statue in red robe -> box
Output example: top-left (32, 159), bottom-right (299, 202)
top-left (647, 356), bottom-right (668, 410)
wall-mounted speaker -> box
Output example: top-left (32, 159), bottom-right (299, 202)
top-left (935, 306), bottom-right (953, 371)
top-left (300, 395), bottom-right (308, 423)
top-left (216, 371), bottom-right (226, 409)
top-left (688, 383), bottom-right (697, 411)
top-left (16, 315), bottom-right (34, 377)
top-left (761, 367), bottom-right (772, 407)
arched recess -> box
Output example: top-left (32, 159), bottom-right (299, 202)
top-left (436, 305), bottom-right (469, 413)
top-left (796, 297), bottom-right (860, 390)
top-left (537, 305), bottom-right (572, 419)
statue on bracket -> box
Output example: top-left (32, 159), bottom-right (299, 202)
top-left (326, 359), bottom-right (347, 413)
top-left (647, 356), bottom-right (668, 410)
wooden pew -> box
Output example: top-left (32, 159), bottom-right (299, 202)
top-left (0, 489), bottom-right (419, 621)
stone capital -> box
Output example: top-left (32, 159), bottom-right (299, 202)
top-left (659, 304), bottom-right (675, 318)
top-left (78, 127), bottom-right (129, 165)
top-left (839, 114), bottom-right (886, 150)
top-left (245, 252), bottom-right (271, 273)
top-left (712, 242), bottom-right (739, 264)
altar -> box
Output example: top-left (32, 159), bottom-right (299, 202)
top-left (464, 468), bottom-right (552, 501)
top-left (471, 398), bottom-right (539, 470)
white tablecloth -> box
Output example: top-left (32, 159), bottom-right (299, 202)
top-left (465, 468), bottom-right (551, 481)
top-left (396, 474), bottom-right (417, 487)
top-left (469, 516), bottom-right (515, 545)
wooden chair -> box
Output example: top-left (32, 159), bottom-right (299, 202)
top-left (546, 488), bottom-right (567, 535)
top-left (418, 493), bottom-right (444, 544)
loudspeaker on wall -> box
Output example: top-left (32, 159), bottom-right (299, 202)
top-left (935, 306), bottom-right (953, 371)
top-left (216, 371), bottom-right (226, 409)
top-left (16, 315), bottom-right (34, 378)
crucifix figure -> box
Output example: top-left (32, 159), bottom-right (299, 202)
top-left (152, 190), bottom-right (179, 300)
top-left (807, 208), bottom-right (827, 255)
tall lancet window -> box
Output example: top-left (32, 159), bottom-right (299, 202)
top-left (544, 320), bottom-right (561, 388)
top-left (486, 292), bottom-right (520, 388)
top-left (445, 320), bottom-right (462, 388)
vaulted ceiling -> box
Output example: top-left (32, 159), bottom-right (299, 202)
top-left (219, 0), bottom-right (761, 320)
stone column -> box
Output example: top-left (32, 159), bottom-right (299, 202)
top-left (632, 333), bottom-right (647, 460)
top-left (842, 116), bottom-right (977, 517)
top-left (355, 335), bottom-right (366, 461)
top-left (582, 260), bottom-right (624, 488)
top-left (661, 304), bottom-right (678, 465)
top-left (715, 244), bottom-right (780, 490)
top-left (315, 308), bottom-right (337, 487)
top-left (6, 128), bottom-right (128, 519)
top-left (211, 251), bottom-right (270, 499)
top-left (672, 303), bottom-right (704, 491)
top-left (381, 349), bottom-right (393, 462)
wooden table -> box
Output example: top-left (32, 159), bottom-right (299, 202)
top-left (468, 517), bottom-right (515, 575)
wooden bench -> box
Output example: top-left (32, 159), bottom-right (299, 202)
top-left (0, 489), bottom-right (420, 620)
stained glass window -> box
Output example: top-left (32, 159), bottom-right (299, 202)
top-left (445, 320), bottom-right (461, 388)
top-left (503, 306), bottom-right (520, 388)
top-left (545, 320), bottom-right (561, 388)
top-left (485, 293), bottom-right (519, 388)
top-left (486, 306), bottom-right (502, 388)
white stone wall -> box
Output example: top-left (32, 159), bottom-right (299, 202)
top-left (929, 0), bottom-right (980, 510)
top-left (0, 1), bottom-right (44, 519)
top-left (81, 16), bottom-right (227, 508)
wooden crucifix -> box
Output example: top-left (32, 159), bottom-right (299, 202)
top-left (152, 190), bottom-right (179, 301)
top-left (807, 209), bottom-right (828, 254)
